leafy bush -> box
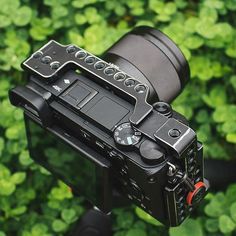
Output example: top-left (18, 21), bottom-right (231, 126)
top-left (0, 0), bottom-right (236, 235)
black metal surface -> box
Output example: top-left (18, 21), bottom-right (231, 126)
top-left (22, 40), bottom-right (153, 125)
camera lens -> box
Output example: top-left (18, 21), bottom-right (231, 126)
top-left (103, 26), bottom-right (190, 103)
top-left (75, 50), bottom-right (87, 59)
top-left (124, 79), bottom-right (135, 87)
top-left (50, 61), bottom-right (61, 70)
top-left (104, 67), bottom-right (116, 76)
top-left (94, 61), bottom-right (105, 70)
top-left (33, 51), bottom-right (43, 59)
top-left (41, 56), bottom-right (52, 64)
top-left (114, 72), bottom-right (126, 81)
top-left (66, 45), bottom-right (77, 54)
top-left (85, 56), bottom-right (96, 65)
top-left (135, 84), bottom-right (146, 93)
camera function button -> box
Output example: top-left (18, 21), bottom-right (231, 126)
top-left (139, 140), bottom-right (165, 165)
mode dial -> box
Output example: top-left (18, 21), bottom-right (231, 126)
top-left (114, 123), bottom-right (142, 148)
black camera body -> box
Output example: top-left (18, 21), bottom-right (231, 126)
top-left (9, 27), bottom-right (209, 226)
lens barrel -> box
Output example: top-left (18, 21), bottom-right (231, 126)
top-left (103, 26), bottom-right (190, 103)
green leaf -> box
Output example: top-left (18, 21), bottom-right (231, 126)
top-left (0, 180), bottom-right (16, 196)
top-left (219, 215), bottom-right (235, 234)
top-left (75, 14), bottom-right (87, 25)
top-left (12, 6), bottom-right (32, 26)
top-left (169, 219), bottom-right (203, 236)
top-left (184, 17), bottom-right (199, 33)
top-left (226, 41), bottom-right (236, 58)
top-left (230, 75), bottom-right (236, 90)
top-left (0, 138), bottom-right (4, 157)
top-left (205, 219), bottom-right (219, 233)
top-left (230, 202), bottom-right (236, 222)
top-left (226, 0), bottom-right (236, 10)
top-left (184, 36), bottom-right (204, 49)
top-left (116, 211), bottom-right (134, 229)
top-left (199, 7), bottom-right (218, 23)
top-left (0, 164), bottom-right (11, 179)
top-left (10, 206), bottom-right (27, 216)
top-left (196, 19), bottom-right (216, 39)
top-left (135, 208), bottom-right (162, 226)
top-left (126, 229), bottom-right (147, 236)
top-left (202, 85), bottom-right (227, 108)
top-left (19, 150), bottom-right (34, 166)
top-left (61, 209), bottom-right (77, 224)
top-left (11, 172), bottom-right (26, 184)
top-left (32, 223), bottom-right (49, 234)
top-left (0, 15), bottom-right (11, 28)
top-left (163, 2), bottom-right (177, 15)
top-left (204, 192), bottom-right (227, 217)
top-left (213, 105), bottom-right (236, 123)
top-left (226, 133), bottom-right (236, 143)
top-left (52, 219), bottom-right (68, 232)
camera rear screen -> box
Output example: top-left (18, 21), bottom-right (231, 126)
top-left (25, 117), bottom-right (111, 212)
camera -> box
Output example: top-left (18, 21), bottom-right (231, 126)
top-left (9, 26), bottom-right (209, 226)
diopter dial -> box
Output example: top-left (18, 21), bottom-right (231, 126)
top-left (114, 123), bottom-right (142, 148)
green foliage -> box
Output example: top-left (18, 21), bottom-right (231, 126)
top-left (0, 0), bottom-right (236, 235)
top-left (169, 219), bottom-right (204, 236)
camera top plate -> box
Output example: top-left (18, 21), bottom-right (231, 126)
top-left (22, 40), bottom-right (153, 125)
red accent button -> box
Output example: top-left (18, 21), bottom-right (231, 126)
top-left (187, 182), bottom-right (206, 206)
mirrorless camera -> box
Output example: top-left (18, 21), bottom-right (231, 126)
top-left (9, 26), bottom-right (209, 226)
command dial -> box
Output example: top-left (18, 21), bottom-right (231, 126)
top-left (114, 123), bottom-right (142, 147)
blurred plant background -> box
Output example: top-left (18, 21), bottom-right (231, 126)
top-left (0, 0), bottom-right (236, 235)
